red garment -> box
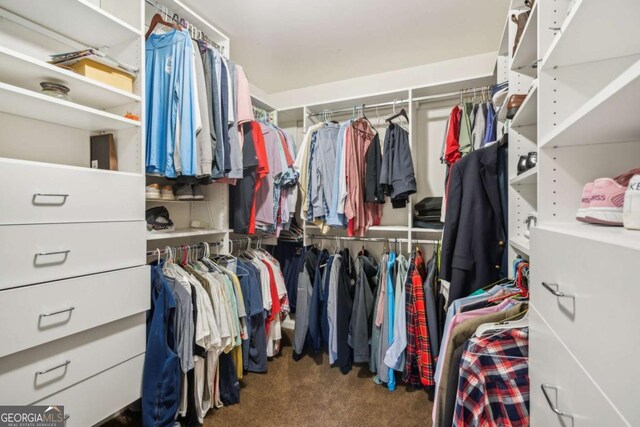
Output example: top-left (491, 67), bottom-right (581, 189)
top-left (276, 128), bottom-right (294, 166)
top-left (445, 106), bottom-right (462, 166)
top-left (248, 121), bottom-right (270, 234)
top-left (261, 260), bottom-right (281, 336)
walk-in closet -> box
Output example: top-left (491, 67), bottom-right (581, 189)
top-left (0, 0), bottom-right (638, 426)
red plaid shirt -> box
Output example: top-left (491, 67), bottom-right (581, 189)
top-left (454, 328), bottom-right (529, 426)
top-left (403, 255), bottom-right (435, 388)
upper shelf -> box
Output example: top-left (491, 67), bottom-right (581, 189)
top-left (510, 167), bottom-right (537, 186)
top-left (0, 0), bottom-right (141, 48)
top-left (510, 2), bottom-right (538, 77)
top-left (511, 84), bottom-right (537, 128)
top-left (542, 0), bottom-right (640, 70)
top-left (0, 81), bottom-right (140, 131)
top-left (540, 59), bottom-right (640, 148)
top-left (0, 46), bottom-right (140, 110)
top-left (498, 0), bottom-right (529, 56)
top-left (251, 94), bottom-right (276, 112)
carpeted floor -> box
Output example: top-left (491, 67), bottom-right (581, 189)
top-left (105, 330), bottom-right (434, 427)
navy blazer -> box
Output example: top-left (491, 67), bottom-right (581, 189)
top-left (441, 142), bottom-right (508, 303)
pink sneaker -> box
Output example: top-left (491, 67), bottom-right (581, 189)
top-left (585, 178), bottom-right (624, 225)
top-left (576, 182), bottom-right (593, 222)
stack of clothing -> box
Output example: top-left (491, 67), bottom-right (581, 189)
top-left (413, 197), bottom-right (444, 230)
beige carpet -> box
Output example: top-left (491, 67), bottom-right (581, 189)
top-left (105, 331), bottom-right (434, 427)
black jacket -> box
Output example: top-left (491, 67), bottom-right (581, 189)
top-left (441, 142), bottom-right (507, 303)
top-left (364, 133), bottom-right (384, 203)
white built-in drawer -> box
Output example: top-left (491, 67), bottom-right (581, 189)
top-left (0, 266), bottom-right (149, 358)
top-left (0, 221), bottom-right (145, 289)
top-left (32, 353), bottom-right (144, 427)
top-left (0, 157), bottom-right (144, 225)
top-left (531, 226), bottom-right (640, 424)
top-left (0, 313), bottom-right (145, 405)
top-left (529, 305), bottom-right (628, 426)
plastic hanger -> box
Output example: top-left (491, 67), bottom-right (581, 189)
top-left (474, 309), bottom-right (529, 338)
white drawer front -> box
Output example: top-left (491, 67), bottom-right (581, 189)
top-left (0, 158), bottom-right (144, 225)
top-left (0, 266), bottom-right (149, 358)
top-left (529, 305), bottom-right (628, 427)
top-left (32, 353), bottom-right (144, 427)
top-left (0, 221), bottom-right (145, 289)
top-left (0, 313), bottom-right (145, 405)
top-left (531, 226), bottom-right (640, 424)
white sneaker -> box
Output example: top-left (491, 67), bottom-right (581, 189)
top-left (145, 184), bottom-right (161, 200)
top-left (623, 175), bottom-right (640, 230)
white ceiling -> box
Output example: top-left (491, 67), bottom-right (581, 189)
top-left (189, 0), bottom-right (509, 93)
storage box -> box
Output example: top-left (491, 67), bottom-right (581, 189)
top-left (69, 59), bottom-right (133, 93)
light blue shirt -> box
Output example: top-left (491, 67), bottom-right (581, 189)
top-left (386, 251), bottom-right (396, 391)
top-left (146, 29), bottom-right (197, 177)
top-left (326, 120), bottom-right (351, 227)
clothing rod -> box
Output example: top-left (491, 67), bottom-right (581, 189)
top-left (306, 234), bottom-right (440, 245)
top-left (145, 0), bottom-right (222, 51)
top-left (146, 240), bottom-right (223, 257)
top-left (306, 84), bottom-right (495, 117)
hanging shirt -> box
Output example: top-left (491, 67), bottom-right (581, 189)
top-left (482, 102), bottom-right (497, 146)
top-left (327, 120), bottom-right (351, 227)
top-left (145, 29), bottom-right (198, 177)
top-left (236, 65), bottom-right (255, 124)
top-left (444, 105), bottom-right (462, 166)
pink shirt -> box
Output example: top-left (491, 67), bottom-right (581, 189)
top-left (236, 65), bottom-right (254, 124)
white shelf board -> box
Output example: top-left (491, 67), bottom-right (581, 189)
top-left (147, 228), bottom-right (227, 241)
top-left (538, 222), bottom-right (640, 252)
top-left (411, 227), bottom-right (444, 233)
top-left (161, 0), bottom-right (229, 44)
top-left (542, 0), bottom-right (640, 70)
top-left (510, 2), bottom-right (538, 77)
top-left (0, 82), bottom-right (140, 131)
top-left (145, 199), bottom-right (210, 203)
top-left (0, 46), bottom-right (140, 110)
top-left (510, 167), bottom-right (538, 186)
top-left (511, 85), bottom-right (537, 128)
top-left (305, 224), bottom-right (409, 232)
top-left (540, 59), bottom-right (640, 148)
top-left (509, 237), bottom-right (530, 255)
top-left (0, 0), bottom-right (141, 48)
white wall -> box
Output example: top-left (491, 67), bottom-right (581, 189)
top-left (268, 52), bottom-right (497, 110)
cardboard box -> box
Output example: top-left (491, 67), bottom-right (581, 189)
top-left (69, 59), bottom-right (133, 93)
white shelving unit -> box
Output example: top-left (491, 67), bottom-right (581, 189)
top-left (0, 0), bottom-right (142, 48)
top-left (0, 1), bottom-right (147, 426)
top-left (147, 228), bottom-right (228, 241)
top-left (0, 82), bottom-right (140, 131)
top-left (509, 167), bottom-right (537, 185)
top-left (529, 0), bottom-right (640, 425)
top-left (508, 236), bottom-right (530, 255)
top-left (0, 46), bottom-right (141, 109)
top-left (510, 84), bottom-right (537, 128)
top-left (510, 1), bottom-right (538, 76)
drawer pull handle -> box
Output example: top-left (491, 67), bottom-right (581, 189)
top-left (541, 384), bottom-right (573, 420)
top-left (40, 306), bottom-right (75, 318)
top-left (541, 282), bottom-right (571, 298)
top-left (34, 250), bottom-right (71, 265)
top-left (36, 360), bottom-right (70, 376)
top-left (32, 193), bottom-right (69, 205)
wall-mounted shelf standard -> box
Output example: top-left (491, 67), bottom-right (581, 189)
top-left (0, 0), bottom-right (142, 48)
top-left (146, 228), bottom-right (228, 241)
top-left (541, 0), bottom-right (640, 70)
top-left (511, 85), bottom-right (537, 128)
top-left (510, 167), bottom-right (537, 186)
top-left (0, 46), bottom-right (140, 110)
top-left (510, 2), bottom-right (538, 77)
top-left (0, 82), bottom-right (140, 131)
top-left (509, 237), bottom-right (530, 256)
top-left (540, 60), bottom-right (640, 148)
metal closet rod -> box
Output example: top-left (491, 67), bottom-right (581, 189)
top-left (306, 84), bottom-right (495, 117)
top-left (146, 240), bottom-right (223, 257)
top-left (145, 0), bottom-right (223, 51)
top-left (306, 234), bottom-right (440, 245)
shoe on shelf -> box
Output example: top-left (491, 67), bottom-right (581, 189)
top-left (624, 175), bottom-right (640, 230)
top-left (175, 183), bottom-right (194, 200)
top-left (160, 185), bottom-right (175, 200)
top-left (584, 169), bottom-right (640, 226)
top-left (576, 182), bottom-right (593, 222)
top-left (506, 94), bottom-right (527, 119)
top-left (145, 183), bottom-right (161, 200)
top-left (511, 10), bottom-right (531, 56)
top-left (192, 184), bottom-right (205, 200)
